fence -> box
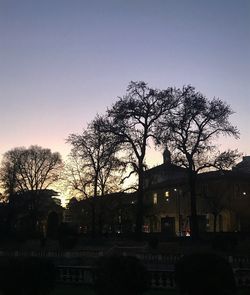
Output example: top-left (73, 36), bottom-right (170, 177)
top-left (0, 250), bottom-right (249, 289)
top-left (0, 249), bottom-right (103, 258)
top-left (56, 264), bottom-right (250, 289)
top-left (56, 265), bottom-right (176, 289)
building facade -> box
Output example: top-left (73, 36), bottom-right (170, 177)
top-left (65, 154), bottom-right (250, 236)
top-left (143, 153), bottom-right (250, 235)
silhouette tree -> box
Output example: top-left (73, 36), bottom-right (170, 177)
top-left (0, 145), bottom-right (62, 197)
top-left (203, 176), bottom-right (238, 233)
top-left (7, 189), bottom-right (61, 238)
top-left (0, 146), bottom-right (62, 237)
top-left (158, 86), bottom-right (240, 238)
top-left (98, 81), bottom-right (177, 237)
top-left (67, 118), bottom-right (123, 236)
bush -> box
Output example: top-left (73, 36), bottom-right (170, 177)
top-left (94, 255), bottom-right (150, 295)
top-left (0, 257), bottom-right (56, 295)
top-left (175, 253), bottom-right (237, 295)
top-left (212, 235), bottom-right (238, 251)
top-left (58, 223), bottom-right (78, 249)
top-left (148, 236), bottom-right (159, 249)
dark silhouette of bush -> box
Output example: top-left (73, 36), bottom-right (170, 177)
top-left (0, 257), bottom-right (56, 295)
top-left (148, 236), bottom-right (159, 249)
top-left (47, 211), bottom-right (59, 239)
top-left (175, 253), bottom-right (237, 295)
top-left (94, 255), bottom-right (150, 295)
top-left (58, 222), bottom-right (78, 249)
top-left (211, 234), bottom-right (238, 251)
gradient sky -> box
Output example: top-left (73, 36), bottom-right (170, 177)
top-left (1, 0), bottom-right (250, 168)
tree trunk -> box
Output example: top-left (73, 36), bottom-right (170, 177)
top-left (135, 167), bottom-right (144, 239)
top-left (92, 174), bottom-right (98, 238)
top-left (91, 201), bottom-right (96, 238)
top-left (189, 171), bottom-right (199, 239)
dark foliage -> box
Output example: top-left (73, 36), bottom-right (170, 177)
top-left (58, 222), bottom-right (78, 249)
top-left (0, 257), bottom-right (56, 295)
top-left (148, 236), bottom-right (159, 249)
top-left (47, 211), bottom-right (59, 238)
top-left (175, 253), bottom-right (237, 295)
top-left (4, 189), bottom-right (61, 239)
top-left (94, 255), bottom-right (150, 295)
top-left (211, 234), bottom-right (238, 251)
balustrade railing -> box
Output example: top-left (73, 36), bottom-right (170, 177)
top-left (0, 250), bottom-right (249, 288)
top-left (55, 265), bottom-right (250, 289)
top-left (57, 266), bottom-right (94, 284)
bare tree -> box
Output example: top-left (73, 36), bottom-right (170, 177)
top-left (158, 85), bottom-right (240, 238)
top-left (0, 145), bottom-right (62, 197)
top-left (0, 146), bottom-right (63, 236)
top-left (206, 192), bottom-right (227, 233)
top-left (67, 118), bottom-right (123, 235)
top-left (98, 81), bottom-right (177, 237)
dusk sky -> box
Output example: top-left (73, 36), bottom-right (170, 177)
top-left (1, 0), bottom-right (250, 167)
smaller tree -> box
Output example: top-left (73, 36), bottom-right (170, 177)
top-left (204, 182), bottom-right (229, 232)
top-left (67, 118), bottom-right (123, 235)
top-left (207, 150), bottom-right (242, 232)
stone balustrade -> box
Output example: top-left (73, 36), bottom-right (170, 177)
top-left (0, 250), bottom-right (249, 289)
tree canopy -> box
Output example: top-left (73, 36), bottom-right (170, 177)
top-left (67, 118), bottom-right (124, 235)
top-left (0, 145), bottom-right (63, 197)
top-left (67, 119), bottom-right (123, 198)
top-left (157, 85), bottom-right (240, 237)
top-left (98, 81), bottom-right (178, 236)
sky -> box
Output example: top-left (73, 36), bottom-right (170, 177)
top-left (1, 0), bottom-right (250, 169)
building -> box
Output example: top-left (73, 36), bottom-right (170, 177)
top-left (65, 152), bottom-right (250, 236)
top-left (143, 151), bottom-right (250, 235)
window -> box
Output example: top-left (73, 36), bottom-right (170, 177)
top-left (153, 193), bottom-right (158, 204)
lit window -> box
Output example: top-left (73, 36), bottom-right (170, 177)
top-left (153, 193), bottom-right (158, 204)
top-left (165, 191), bottom-right (169, 197)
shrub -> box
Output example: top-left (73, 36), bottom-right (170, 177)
top-left (94, 255), bottom-right (150, 295)
top-left (0, 257), bottom-right (56, 295)
top-left (175, 253), bottom-right (237, 295)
